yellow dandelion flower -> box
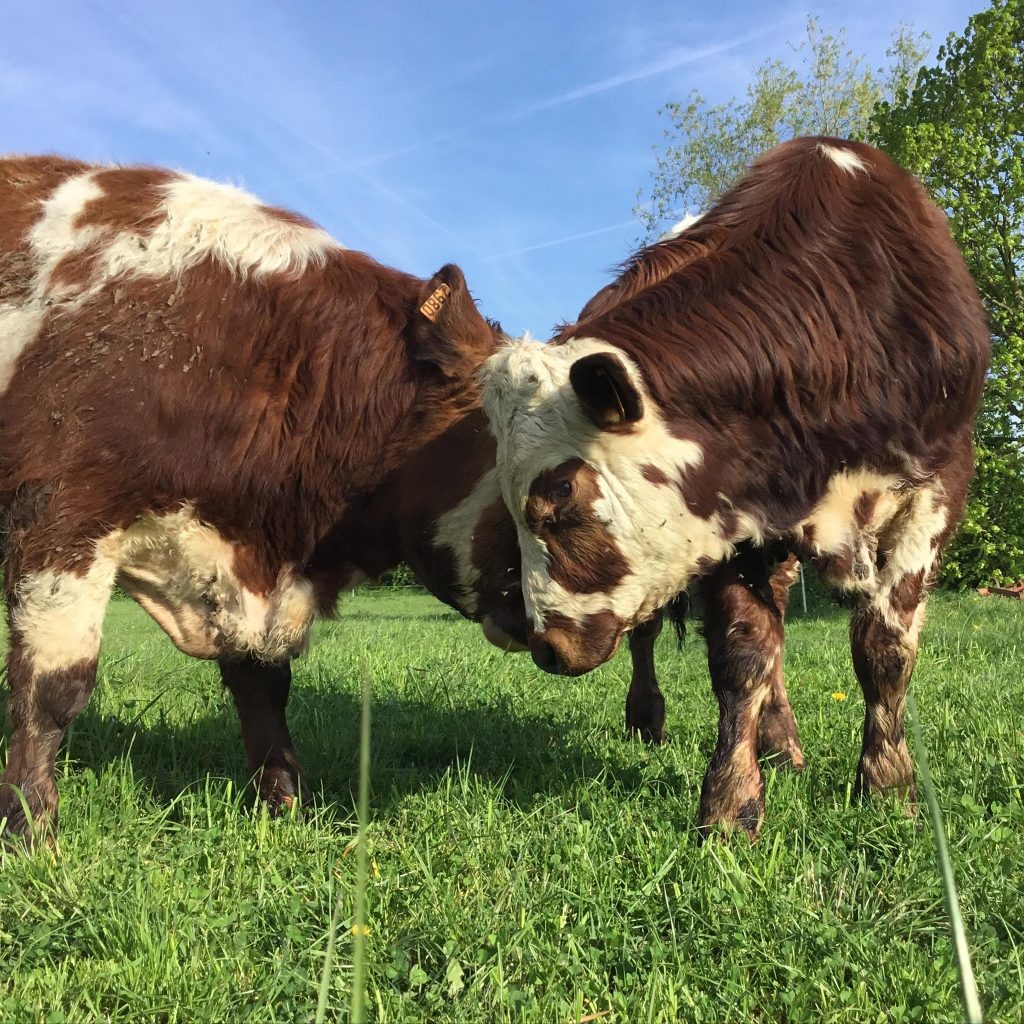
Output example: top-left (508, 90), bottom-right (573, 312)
top-left (832, 691), bottom-right (847, 701)
top-left (351, 924), bottom-right (371, 937)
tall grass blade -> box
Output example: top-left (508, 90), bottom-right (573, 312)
top-left (350, 666), bottom-right (372, 1023)
top-left (315, 666), bottom-right (372, 1024)
top-left (315, 881), bottom-right (342, 1024)
top-left (907, 690), bottom-right (983, 1024)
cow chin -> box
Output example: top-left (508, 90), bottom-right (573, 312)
top-left (480, 615), bottom-right (529, 653)
top-left (529, 610), bottom-right (623, 676)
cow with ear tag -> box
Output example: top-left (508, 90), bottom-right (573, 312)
top-left (0, 154), bottom-right (521, 843)
top-left (483, 137), bottom-right (989, 838)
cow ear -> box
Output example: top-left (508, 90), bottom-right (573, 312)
top-left (413, 263), bottom-right (496, 376)
top-left (569, 352), bottom-right (644, 430)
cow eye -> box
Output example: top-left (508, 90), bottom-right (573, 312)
top-left (549, 480), bottom-right (573, 502)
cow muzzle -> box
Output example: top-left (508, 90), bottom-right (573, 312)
top-left (528, 611), bottom-right (623, 676)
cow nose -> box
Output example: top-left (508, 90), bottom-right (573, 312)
top-left (531, 637), bottom-right (563, 674)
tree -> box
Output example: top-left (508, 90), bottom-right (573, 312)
top-left (872, 0), bottom-right (1024, 587)
top-left (636, 17), bottom-right (928, 238)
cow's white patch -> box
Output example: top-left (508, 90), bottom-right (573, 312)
top-left (98, 175), bottom-right (339, 284)
top-left (0, 304), bottom-right (44, 396)
top-left (26, 171), bottom-right (106, 275)
top-left (13, 542), bottom-right (119, 676)
top-left (817, 143), bottom-right (868, 176)
top-left (799, 469), bottom-right (947, 629)
top-left (0, 171), bottom-right (103, 394)
top-left (658, 211), bottom-right (703, 241)
top-left (1, 168), bottom-right (341, 398)
top-left (481, 335), bottom-right (733, 635)
top-left (799, 468), bottom-right (904, 584)
top-left (114, 506), bottom-right (316, 661)
top-left (870, 483), bottom-right (947, 624)
top-left (433, 466), bottom-right (506, 616)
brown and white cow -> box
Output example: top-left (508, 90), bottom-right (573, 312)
top-left (482, 137), bottom-right (990, 837)
top-left (0, 154), bottom-right (518, 840)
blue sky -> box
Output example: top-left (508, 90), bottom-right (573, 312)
top-left (4, 0), bottom-right (983, 335)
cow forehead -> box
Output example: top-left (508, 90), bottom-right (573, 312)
top-left (482, 335), bottom-right (702, 504)
top-left (482, 335), bottom-right (626, 426)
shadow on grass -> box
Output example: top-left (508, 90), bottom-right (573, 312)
top-left (24, 679), bottom-right (690, 821)
top-left (335, 612), bottom-right (462, 623)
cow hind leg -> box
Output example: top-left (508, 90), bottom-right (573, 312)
top-left (850, 585), bottom-right (925, 803)
top-left (219, 656), bottom-right (305, 813)
top-left (1, 558), bottom-right (115, 844)
top-left (756, 555), bottom-right (805, 770)
top-left (625, 610), bottom-right (666, 744)
top-left (847, 472), bottom-right (959, 805)
top-left (698, 549), bottom-right (788, 840)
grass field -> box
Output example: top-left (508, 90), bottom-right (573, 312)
top-left (1, 588), bottom-right (1022, 1022)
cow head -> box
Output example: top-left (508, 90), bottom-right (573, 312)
top-left (481, 336), bottom-right (735, 675)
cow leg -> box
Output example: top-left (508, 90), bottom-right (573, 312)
top-left (219, 656), bottom-right (305, 813)
top-left (697, 548), bottom-right (786, 840)
top-left (756, 554), bottom-right (805, 770)
top-left (1, 555), bottom-right (115, 844)
top-left (850, 576), bottom-right (927, 802)
top-left (625, 610), bottom-right (666, 744)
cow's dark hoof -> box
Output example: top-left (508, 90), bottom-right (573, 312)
top-left (255, 754), bottom-right (306, 816)
top-left (626, 721), bottom-right (666, 745)
top-left (757, 703), bottom-right (805, 772)
top-left (625, 691), bottom-right (666, 745)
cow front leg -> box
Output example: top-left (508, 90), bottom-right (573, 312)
top-left (1, 559), bottom-right (114, 845)
top-left (219, 656), bottom-right (305, 813)
top-left (697, 550), bottom-right (786, 840)
top-left (625, 610), bottom-right (666, 744)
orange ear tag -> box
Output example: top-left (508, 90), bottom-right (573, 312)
top-left (419, 282), bottom-right (452, 322)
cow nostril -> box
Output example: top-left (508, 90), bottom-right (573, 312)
top-left (531, 638), bottom-right (562, 674)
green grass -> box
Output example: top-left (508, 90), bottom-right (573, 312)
top-left (1, 589), bottom-right (1022, 1022)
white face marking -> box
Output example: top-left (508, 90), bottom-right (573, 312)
top-left (481, 335), bottom-right (733, 636)
top-left (817, 143), bottom-right (868, 175)
top-left (433, 466), bottom-right (505, 616)
top-left (114, 506), bottom-right (316, 661)
top-left (1, 167), bottom-right (340, 397)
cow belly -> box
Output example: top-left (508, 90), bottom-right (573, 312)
top-left (113, 508), bottom-right (316, 662)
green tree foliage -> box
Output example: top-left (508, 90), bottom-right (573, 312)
top-left (636, 17), bottom-right (927, 237)
top-left (872, 0), bottom-right (1024, 586)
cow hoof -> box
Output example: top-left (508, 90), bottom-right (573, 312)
top-left (0, 783), bottom-right (58, 852)
top-left (854, 745), bottom-right (915, 810)
top-left (256, 763), bottom-right (306, 816)
top-left (625, 693), bottom-right (666, 746)
top-left (758, 743), bottom-right (806, 772)
top-left (0, 811), bottom-right (56, 854)
top-left (853, 774), bottom-right (917, 814)
top-left (626, 720), bottom-right (666, 745)
top-left (697, 764), bottom-right (764, 842)
top-left (696, 801), bottom-right (763, 844)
